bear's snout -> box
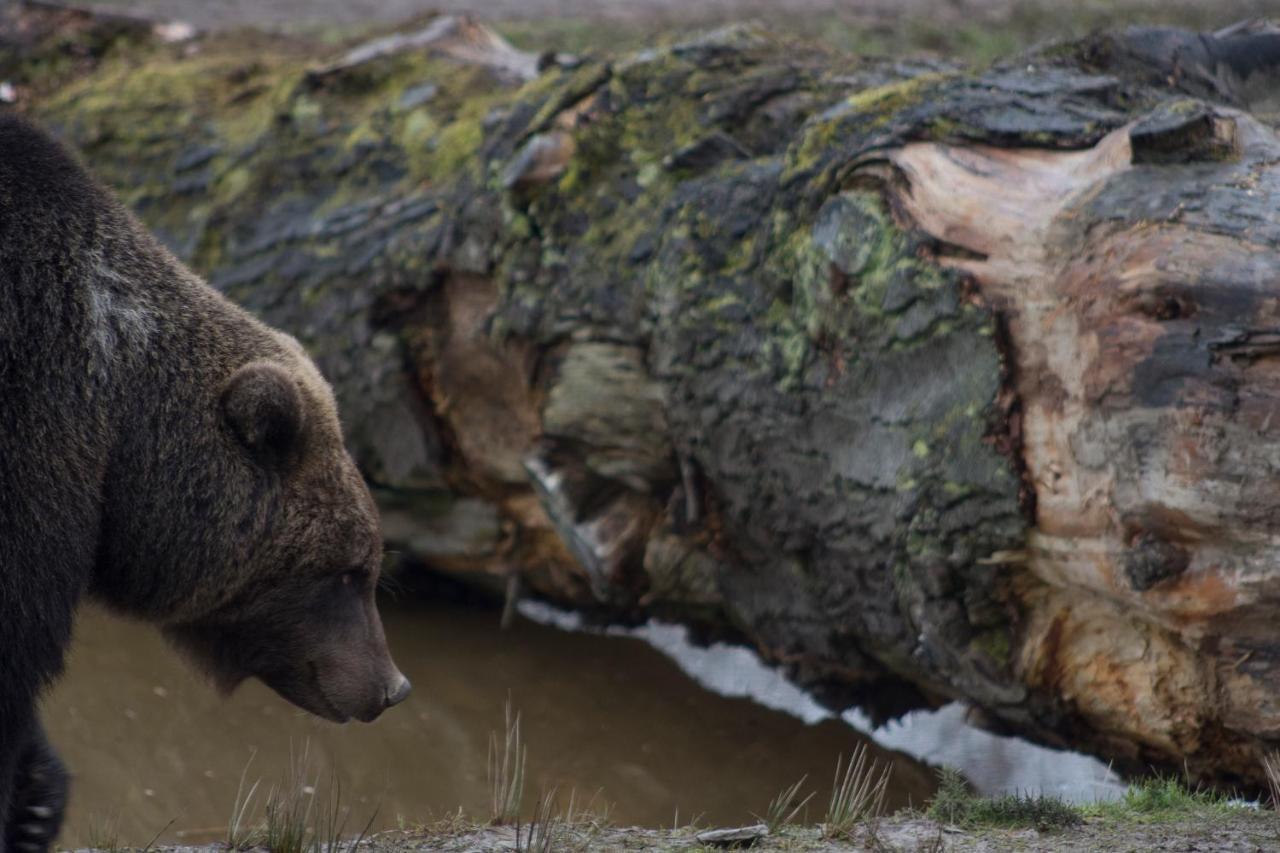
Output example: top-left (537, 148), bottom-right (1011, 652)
top-left (305, 652), bottom-right (408, 724)
top-left (385, 673), bottom-right (412, 709)
top-left (316, 630), bottom-right (410, 724)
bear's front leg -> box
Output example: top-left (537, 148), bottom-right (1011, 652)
top-left (4, 724), bottom-right (67, 853)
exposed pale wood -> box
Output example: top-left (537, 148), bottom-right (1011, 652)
top-left (307, 14), bottom-right (539, 84)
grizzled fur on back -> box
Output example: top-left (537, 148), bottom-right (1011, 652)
top-left (0, 114), bottom-right (407, 851)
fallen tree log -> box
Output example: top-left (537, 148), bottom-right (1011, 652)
top-left (10, 2), bottom-right (1280, 789)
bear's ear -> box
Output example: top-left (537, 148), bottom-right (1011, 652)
top-left (222, 361), bottom-right (305, 464)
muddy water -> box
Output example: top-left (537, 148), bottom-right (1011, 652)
top-left (45, 599), bottom-right (936, 846)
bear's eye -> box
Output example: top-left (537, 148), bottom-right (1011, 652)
top-left (340, 568), bottom-right (370, 589)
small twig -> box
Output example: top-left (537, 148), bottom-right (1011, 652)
top-left (500, 570), bottom-right (522, 631)
top-left (679, 452), bottom-right (700, 526)
top-left (141, 817), bottom-right (178, 853)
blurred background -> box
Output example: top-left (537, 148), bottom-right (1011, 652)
top-left (74, 0), bottom-right (1280, 63)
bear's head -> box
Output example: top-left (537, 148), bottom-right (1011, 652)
top-left (96, 331), bottom-right (410, 724)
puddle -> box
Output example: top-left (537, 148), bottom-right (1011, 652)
top-left (46, 598), bottom-right (937, 845)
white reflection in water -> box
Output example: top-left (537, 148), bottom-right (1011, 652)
top-left (519, 600), bottom-right (1126, 803)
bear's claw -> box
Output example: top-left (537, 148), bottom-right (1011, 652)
top-left (4, 731), bottom-right (68, 853)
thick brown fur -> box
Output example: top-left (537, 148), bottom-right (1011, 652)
top-left (0, 113), bottom-right (408, 852)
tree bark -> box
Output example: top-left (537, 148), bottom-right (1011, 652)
top-left (10, 2), bottom-right (1280, 789)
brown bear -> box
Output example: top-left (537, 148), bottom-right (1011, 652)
top-left (0, 113), bottom-right (410, 852)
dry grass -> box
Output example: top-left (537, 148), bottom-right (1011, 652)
top-left (514, 788), bottom-right (563, 853)
top-left (488, 700), bottom-right (528, 825)
top-left (563, 788), bottom-right (614, 834)
top-left (1264, 752), bottom-right (1280, 811)
top-left (228, 752), bottom-right (265, 850)
top-left (313, 775), bottom-right (378, 853)
top-left (414, 807), bottom-right (472, 839)
top-left (758, 775), bottom-right (815, 832)
top-left (224, 743), bottom-right (378, 853)
top-left (86, 814), bottom-right (122, 853)
top-left (261, 749), bottom-right (317, 853)
top-left (141, 819), bottom-right (178, 853)
top-left (822, 744), bottom-right (891, 840)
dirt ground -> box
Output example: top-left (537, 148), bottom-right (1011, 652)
top-left (137, 812), bottom-right (1280, 852)
top-left (402, 815), bottom-right (1280, 851)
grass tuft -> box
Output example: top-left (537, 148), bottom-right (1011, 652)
top-left (928, 768), bottom-right (1081, 830)
top-left (1265, 752), bottom-right (1280, 811)
top-left (925, 768), bottom-right (972, 825)
top-left (514, 788), bottom-right (563, 853)
top-left (86, 814), bottom-right (122, 853)
top-left (822, 743), bottom-right (891, 840)
top-left (488, 699), bottom-right (528, 825)
top-left (1083, 775), bottom-right (1233, 823)
top-left (1120, 777), bottom-right (1218, 814)
top-left (418, 807), bottom-right (471, 838)
top-left (228, 752), bottom-right (264, 850)
top-left (563, 788), bottom-right (614, 833)
top-left (262, 750), bottom-right (317, 853)
top-left (230, 742), bottom-right (380, 853)
top-left (928, 767), bottom-right (1249, 833)
top-left (756, 775), bottom-right (815, 832)
top-left (312, 772), bottom-right (379, 853)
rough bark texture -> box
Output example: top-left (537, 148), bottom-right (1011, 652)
top-left (10, 2), bottom-right (1280, 789)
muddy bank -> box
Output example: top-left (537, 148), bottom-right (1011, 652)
top-left (66, 757), bottom-right (1277, 851)
top-left (381, 814), bottom-right (1279, 852)
top-left (382, 813), bottom-right (1280, 852)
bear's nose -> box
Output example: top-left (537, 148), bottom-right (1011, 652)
top-left (384, 673), bottom-right (412, 708)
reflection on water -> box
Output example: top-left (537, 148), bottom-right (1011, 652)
top-left (46, 599), bottom-right (936, 846)
top-left (851, 704), bottom-right (1123, 802)
top-left (518, 602), bottom-right (1125, 804)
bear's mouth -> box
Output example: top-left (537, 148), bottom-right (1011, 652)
top-left (303, 660), bottom-right (354, 724)
top-left (246, 661), bottom-right (353, 723)
top-left (299, 666), bottom-right (396, 724)
top-left (309, 688), bottom-right (351, 724)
